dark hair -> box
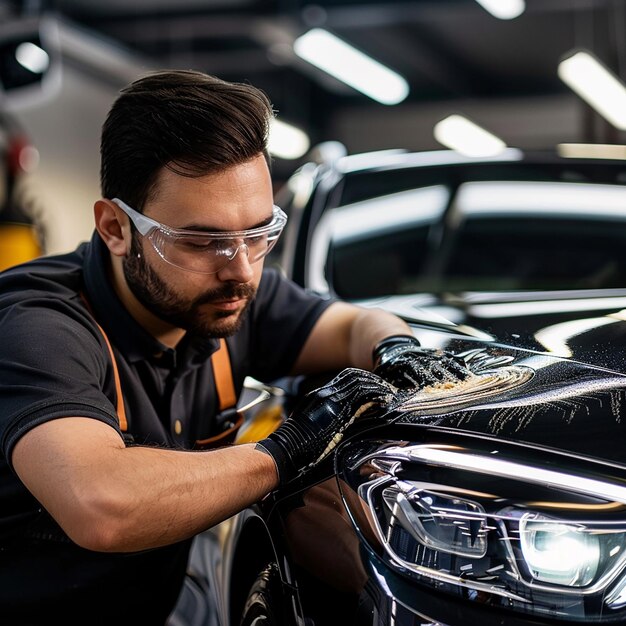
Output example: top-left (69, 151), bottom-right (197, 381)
top-left (100, 69), bottom-right (274, 210)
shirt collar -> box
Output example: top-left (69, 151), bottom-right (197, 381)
top-left (82, 231), bottom-right (220, 364)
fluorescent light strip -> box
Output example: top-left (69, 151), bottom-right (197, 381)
top-left (475, 0), bottom-right (525, 19)
top-left (15, 42), bottom-right (50, 74)
top-left (293, 28), bottom-right (409, 105)
top-left (337, 147), bottom-right (523, 174)
top-left (468, 296), bottom-right (626, 318)
top-left (268, 118), bottom-right (310, 160)
top-left (405, 446), bottom-right (626, 505)
top-left (558, 143), bottom-right (626, 160)
top-left (434, 114), bottom-right (506, 157)
top-left (534, 317), bottom-right (616, 357)
top-left (458, 180), bottom-right (626, 216)
top-left (327, 185), bottom-right (448, 241)
top-left (558, 51), bottom-right (626, 130)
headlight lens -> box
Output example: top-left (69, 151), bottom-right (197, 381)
top-left (519, 514), bottom-right (600, 586)
top-left (382, 484), bottom-right (488, 558)
top-left (339, 439), bottom-right (626, 622)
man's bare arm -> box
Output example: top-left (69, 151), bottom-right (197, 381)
top-left (293, 301), bottom-right (413, 374)
top-left (12, 417), bottom-right (278, 553)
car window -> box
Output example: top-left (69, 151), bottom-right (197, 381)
top-left (441, 181), bottom-right (626, 291)
top-left (319, 179), bottom-right (626, 299)
top-left (307, 185), bottom-right (450, 296)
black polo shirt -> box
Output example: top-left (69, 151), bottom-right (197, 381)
top-left (0, 231), bottom-right (333, 625)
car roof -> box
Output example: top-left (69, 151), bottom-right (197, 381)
top-left (308, 146), bottom-right (626, 178)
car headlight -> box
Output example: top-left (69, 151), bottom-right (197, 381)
top-left (519, 514), bottom-right (600, 586)
top-left (384, 484), bottom-right (488, 558)
top-left (338, 437), bottom-right (626, 622)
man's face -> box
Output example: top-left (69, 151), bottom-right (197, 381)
top-left (122, 154), bottom-right (273, 338)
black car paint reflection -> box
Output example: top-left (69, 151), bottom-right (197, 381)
top-left (269, 335), bottom-right (626, 625)
top-left (177, 316), bottom-right (626, 626)
top-left (167, 306), bottom-right (626, 626)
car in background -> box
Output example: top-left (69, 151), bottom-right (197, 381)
top-left (170, 147), bottom-right (626, 626)
top-left (272, 145), bottom-right (626, 345)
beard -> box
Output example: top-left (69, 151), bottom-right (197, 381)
top-left (123, 235), bottom-right (257, 338)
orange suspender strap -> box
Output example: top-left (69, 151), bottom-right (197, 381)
top-left (81, 294), bottom-right (237, 438)
top-left (95, 334), bottom-right (237, 434)
top-left (211, 338), bottom-right (237, 411)
top-left (97, 334), bottom-right (236, 439)
top-left (80, 293), bottom-right (128, 432)
top-left (93, 319), bottom-right (129, 432)
top-left (194, 339), bottom-right (241, 448)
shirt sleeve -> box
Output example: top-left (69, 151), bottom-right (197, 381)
top-left (0, 301), bottom-right (123, 467)
top-left (244, 268), bottom-right (336, 382)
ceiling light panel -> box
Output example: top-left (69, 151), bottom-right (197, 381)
top-left (293, 28), bottom-right (409, 105)
top-left (558, 51), bottom-right (626, 130)
top-left (434, 115), bottom-right (506, 157)
top-left (474, 0), bottom-right (525, 19)
top-left (268, 118), bottom-right (310, 160)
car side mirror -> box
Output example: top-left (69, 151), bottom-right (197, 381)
top-left (0, 16), bottom-right (61, 110)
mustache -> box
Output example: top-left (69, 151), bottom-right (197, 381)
top-left (195, 283), bottom-right (256, 305)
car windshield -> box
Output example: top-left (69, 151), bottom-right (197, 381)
top-left (307, 178), bottom-right (626, 299)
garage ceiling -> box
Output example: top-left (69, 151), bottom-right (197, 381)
top-left (3, 0), bottom-right (626, 163)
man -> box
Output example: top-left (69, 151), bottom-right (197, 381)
top-left (0, 70), bottom-right (468, 624)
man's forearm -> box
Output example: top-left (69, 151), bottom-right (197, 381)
top-left (93, 443), bottom-right (279, 551)
top-left (13, 417), bottom-right (278, 553)
top-left (348, 306), bottom-right (413, 370)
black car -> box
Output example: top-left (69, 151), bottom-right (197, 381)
top-left (169, 148), bottom-right (626, 626)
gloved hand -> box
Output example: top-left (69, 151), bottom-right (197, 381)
top-left (373, 335), bottom-right (471, 390)
top-left (256, 368), bottom-right (393, 486)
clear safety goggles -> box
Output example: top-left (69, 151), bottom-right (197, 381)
top-left (112, 198), bottom-right (287, 274)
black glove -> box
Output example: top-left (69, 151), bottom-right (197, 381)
top-left (256, 368), bottom-right (393, 486)
top-left (373, 335), bottom-right (471, 390)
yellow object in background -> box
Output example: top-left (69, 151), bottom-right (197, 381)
top-left (0, 223), bottom-right (42, 271)
top-left (234, 404), bottom-right (285, 444)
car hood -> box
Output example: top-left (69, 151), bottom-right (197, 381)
top-left (386, 348), bottom-right (626, 465)
top-left (356, 289), bottom-right (626, 465)
top-left (361, 288), bottom-right (626, 372)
